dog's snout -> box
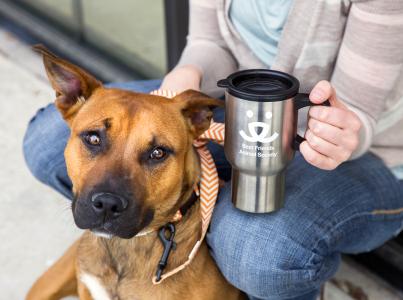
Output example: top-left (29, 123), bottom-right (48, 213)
top-left (91, 192), bottom-right (128, 216)
top-left (73, 175), bottom-right (153, 238)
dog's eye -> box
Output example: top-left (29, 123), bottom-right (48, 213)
top-left (150, 147), bottom-right (166, 160)
top-left (84, 132), bottom-right (101, 146)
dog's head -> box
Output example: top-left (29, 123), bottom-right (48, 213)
top-left (34, 46), bottom-right (222, 239)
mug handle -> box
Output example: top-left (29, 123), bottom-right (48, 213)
top-left (292, 93), bottom-right (331, 151)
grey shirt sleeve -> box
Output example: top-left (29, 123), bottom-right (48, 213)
top-left (330, 0), bottom-right (403, 159)
top-left (176, 0), bottom-right (238, 97)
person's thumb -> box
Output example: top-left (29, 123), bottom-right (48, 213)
top-left (309, 80), bottom-right (346, 109)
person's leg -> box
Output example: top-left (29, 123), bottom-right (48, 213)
top-left (207, 152), bottom-right (403, 300)
top-left (23, 80), bottom-right (163, 198)
top-left (23, 103), bottom-right (73, 198)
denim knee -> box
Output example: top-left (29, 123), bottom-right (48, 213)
top-left (207, 185), bottom-right (339, 299)
top-left (23, 103), bottom-right (73, 199)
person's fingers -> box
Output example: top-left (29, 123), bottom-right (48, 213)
top-left (303, 80), bottom-right (362, 170)
top-left (305, 130), bottom-right (351, 162)
top-left (300, 141), bottom-right (339, 170)
top-left (308, 106), bottom-right (361, 131)
top-left (307, 118), bottom-right (359, 150)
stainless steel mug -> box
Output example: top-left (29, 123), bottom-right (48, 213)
top-left (217, 69), bottom-right (329, 213)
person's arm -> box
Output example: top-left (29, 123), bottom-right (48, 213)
top-left (300, 0), bottom-right (403, 170)
top-left (161, 0), bottom-right (237, 95)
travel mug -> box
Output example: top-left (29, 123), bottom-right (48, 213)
top-left (218, 69), bottom-right (329, 213)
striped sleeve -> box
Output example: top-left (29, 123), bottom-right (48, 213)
top-left (176, 0), bottom-right (237, 97)
top-left (331, 0), bottom-right (403, 158)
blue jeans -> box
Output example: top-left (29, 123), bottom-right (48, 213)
top-left (23, 80), bottom-right (403, 300)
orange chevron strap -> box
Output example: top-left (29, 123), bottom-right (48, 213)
top-left (150, 89), bottom-right (224, 284)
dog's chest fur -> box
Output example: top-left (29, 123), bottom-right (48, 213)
top-left (76, 207), bottom-right (207, 300)
top-left (77, 232), bottom-right (166, 299)
top-left (75, 204), bottom-right (244, 300)
top-left (80, 273), bottom-right (113, 300)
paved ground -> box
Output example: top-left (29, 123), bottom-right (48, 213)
top-left (0, 28), bottom-right (80, 300)
top-left (0, 28), bottom-right (402, 300)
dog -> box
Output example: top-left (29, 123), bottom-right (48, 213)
top-left (27, 46), bottom-right (245, 300)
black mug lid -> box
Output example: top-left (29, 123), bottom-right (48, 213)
top-left (217, 69), bottom-right (300, 102)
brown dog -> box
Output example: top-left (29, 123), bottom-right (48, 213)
top-left (27, 46), bottom-right (245, 300)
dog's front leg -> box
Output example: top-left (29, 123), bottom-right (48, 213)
top-left (26, 239), bottom-right (80, 300)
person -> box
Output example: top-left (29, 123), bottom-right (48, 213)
top-left (24, 1), bottom-right (403, 299)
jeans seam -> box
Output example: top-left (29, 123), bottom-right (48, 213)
top-left (371, 207), bottom-right (403, 215)
top-left (307, 208), bottom-right (403, 273)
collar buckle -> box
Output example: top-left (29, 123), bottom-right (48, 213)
top-left (155, 223), bottom-right (176, 282)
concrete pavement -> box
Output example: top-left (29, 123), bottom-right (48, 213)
top-left (0, 28), bottom-right (80, 299)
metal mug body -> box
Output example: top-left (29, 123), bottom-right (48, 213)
top-left (224, 92), bottom-right (297, 213)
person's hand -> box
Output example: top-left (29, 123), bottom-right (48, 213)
top-left (300, 81), bottom-right (362, 170)
top-left (160, 65), bottom-right (202, 93)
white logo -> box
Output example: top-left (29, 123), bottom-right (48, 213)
top-left (239, 110), bottom-right (279, 143)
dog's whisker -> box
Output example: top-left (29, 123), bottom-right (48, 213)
top-left (77, 96), bottom-right (86, 104)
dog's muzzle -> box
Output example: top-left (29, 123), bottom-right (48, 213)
top-left (73, 189), bottom-right (149, 239)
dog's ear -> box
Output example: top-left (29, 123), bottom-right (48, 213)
top-left (174, 90), bottom-right (223, 138)
top-left (33, 44), bottom-right (101, 122)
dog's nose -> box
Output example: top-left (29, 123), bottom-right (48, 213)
top-left (91, 193), bottom-right (128, 216)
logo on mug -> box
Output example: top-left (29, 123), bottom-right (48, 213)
top-left (239, 110), bottom-right (279, 143)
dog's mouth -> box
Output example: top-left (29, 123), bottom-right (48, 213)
top-left (75, 214), bottom-right (151, 239)
top-left (89, 223), bottom-right (141, 239)
top-left (72, 205), bottom-right (146, 239)
top-left (91, 228), bottom-right (114, 239)
top-left (90, 225), bottom-right (136, 239)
